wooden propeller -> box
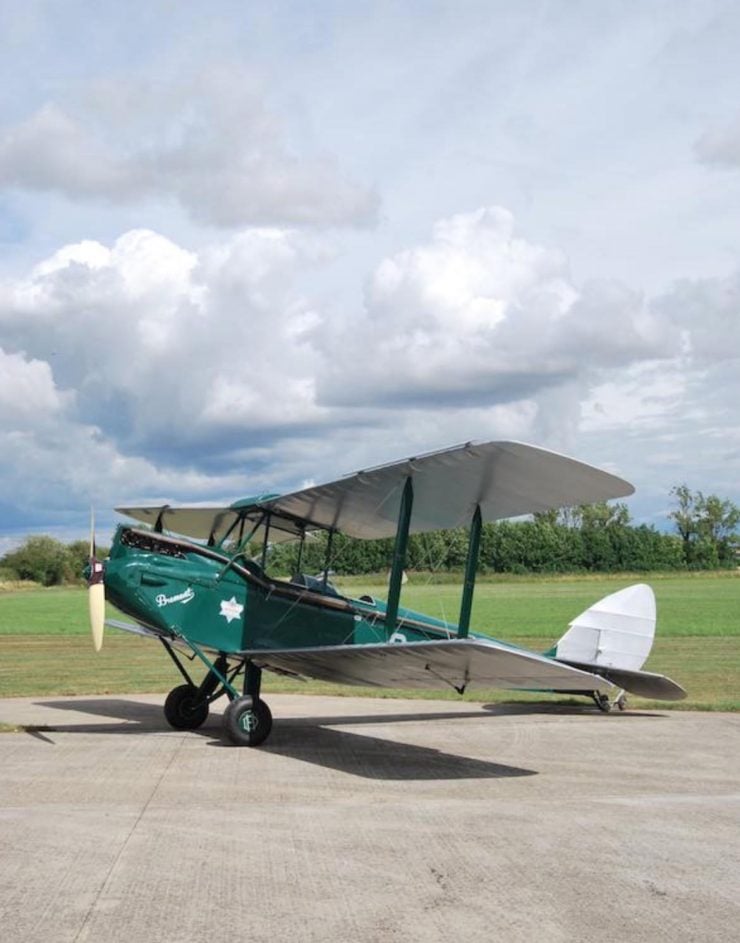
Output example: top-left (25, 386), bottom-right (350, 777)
top-left (88, 510), bottom-right (105, 652)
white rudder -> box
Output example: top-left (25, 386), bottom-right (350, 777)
top-left (554, 583), bottom-right (656, 671)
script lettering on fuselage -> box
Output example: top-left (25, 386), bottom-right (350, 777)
top-left (155, 587), bottom-right (195, 608)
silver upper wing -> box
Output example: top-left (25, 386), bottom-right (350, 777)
top-left (112, 505), bottom-right (301, 544)
top-left (267, 440), bottom-right (634, 539)
top-left (116, 440), bottom-right (633, 542)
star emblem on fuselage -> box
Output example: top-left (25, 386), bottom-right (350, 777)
top-left (219, 596), bottom-right (244, 624)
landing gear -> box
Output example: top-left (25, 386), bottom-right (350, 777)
top-left (592, 691), bottom-right (612, 713)
top-left (160, 640), bottom-right (273, 746)
top-left (161, 650), bottom-right (231, 733)
top-left (223, 696), bottom-right (273, 747)
top-left (592, 689), bottom-right (628, 713)
top-left (222, 661), bottom-right (272, 747)
top-left (164, 684), bottom-right (210, 730)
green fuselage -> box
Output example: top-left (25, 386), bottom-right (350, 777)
top-left (104, 526), bottom-right (487, 654)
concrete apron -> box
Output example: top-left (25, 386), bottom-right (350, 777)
top-left (1, 693), bottom-right (738, 943)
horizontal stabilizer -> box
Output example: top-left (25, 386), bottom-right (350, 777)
top-left (554, 584), bottom-right (656, 671)
top-left (244, 637), bottom-right (616, 695)
top-left (558, 662), bottom-right (686, 701)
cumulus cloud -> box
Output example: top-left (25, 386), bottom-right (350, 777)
top-left (580, 268), bottom-right (740, 512)
top-left (695, 114), bottom-right (740, 168)
top-left (655, 269), bottom-right (740, 364)
top-left (2, 206), bottom-right (738, 536)
top-left (0, 347), bottom-right (248, 535)
top-left (0, 104), bottom-right (144, 199)
top-left (0, 68), bottom-right (378, 228)
top-left (581, 363), bottom-right (688, 435)
top-left (0, 348), bottom-right (71, 425)
top-left (0, 226), bottom-right (330, 464)
top-left (1, 212), bottom-right (568, 532)
top-left (318, 208), bottom-right (677, 425)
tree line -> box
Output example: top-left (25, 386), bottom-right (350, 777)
top-left (268, 488), bottom-right (738, 576)
top-left (0, 537), bottom-right (107, 587)
top-left (1, 486), bottom-right (737, 586)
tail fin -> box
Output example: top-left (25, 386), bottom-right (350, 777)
top-left (554, 583), bottom-right (656, 671)
top-left (553, 584), bottom-right (686, 701)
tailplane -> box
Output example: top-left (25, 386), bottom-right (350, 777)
top-left (552, 584), bottom-right (686, 701)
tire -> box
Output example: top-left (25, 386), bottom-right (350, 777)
top-left (223, 696), bottom-right (273, 747)
top-left (592, 691), bottom-right (612, 713)
top-left (164, 684), bottom-right (209, 730)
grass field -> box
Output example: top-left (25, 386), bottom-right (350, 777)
top-left (1, 572), bottom-right (738, 710)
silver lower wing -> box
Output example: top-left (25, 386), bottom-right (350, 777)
top-left (245, 638), bottom-right (615, 695)
top-left (105, 618), bottom-right (207, 657)
top-left (106, 618), bottom-right (166, 640)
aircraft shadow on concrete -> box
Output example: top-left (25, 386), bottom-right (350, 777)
top-left (480, 702), bottom-right (663, 718)
top-left (33, 698), bottom-right (537, 781)
top-left (35, 698), bottom-right (174, 733)
top-left (255, 724), bottom-right (536, 780)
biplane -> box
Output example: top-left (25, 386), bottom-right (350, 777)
top-left (87, 441), bottom-right (685, 746)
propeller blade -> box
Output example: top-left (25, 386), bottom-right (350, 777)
top-left (89, 580), bottom-right (105, 652)
top-left (88, 509), bottom-right (105, 652)
top-left (89, 507), bottom-right (95, 558)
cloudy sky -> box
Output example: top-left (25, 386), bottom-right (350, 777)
top-left (1, 0), bottom-right (740, 548)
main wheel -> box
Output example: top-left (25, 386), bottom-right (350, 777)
top-left (164, 684), bottom-right (210, 730)
top-left (223, 695), bottom-right (273, 747)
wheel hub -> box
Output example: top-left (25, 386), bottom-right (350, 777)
top-left (238, 710), bottom-right (258, 733)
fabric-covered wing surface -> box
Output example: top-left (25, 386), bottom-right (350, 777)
top-left (246, 638), bottom-right (616, 694)
top-left (115, 441), bottom-right (633, 542)
top-left (557, 662), bottom-right (686, 700)
top-left (113, 505), bottom-right (301, 543)
top-left (105, 618), bottom-right (169, 640)
top-left (267, 440), bottom-right (634, 539)
top-left (113, 506), bottom-right (241, 542)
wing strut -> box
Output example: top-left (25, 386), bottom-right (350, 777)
top-left (322, 528), bottom-right (335, 591)
top-left (385, 476), bottom-right (413, 632)
top-left (458, 504), bottom-right (482, 638)
top-left (154, 505), bottom-right (170, 533)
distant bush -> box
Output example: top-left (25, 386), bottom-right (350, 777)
top-left (0, 577), bottom-right (41, 591)
top-left (65, 540), bottom-right (94, 582)
top-left (0, 565), bottom-right (35, 588)
top-left (1, 486), bottom-right (736, 584)
top-left (2, 536), bottom-right (71, 586)
top-left (0, 536), bottom-right (111, 587)
top-left (268, 509), bottom-right (692, 576)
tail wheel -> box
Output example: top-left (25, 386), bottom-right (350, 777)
top-left (592, 691), bottom-right (612, 713)
top-left (223, 695), bottom-right (273, 747)
top-left (164, 684), bottom-right (210, 730)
